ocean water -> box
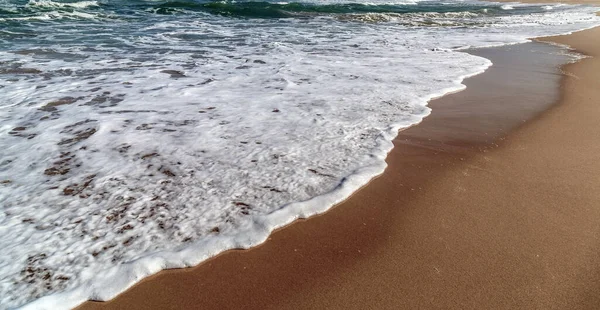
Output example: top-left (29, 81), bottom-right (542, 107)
top-left (0, 0), bottom-right (598, 308)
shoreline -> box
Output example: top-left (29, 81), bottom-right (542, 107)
top-left (78, 22), bottom-right (600, 310)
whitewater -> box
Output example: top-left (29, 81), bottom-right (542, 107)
top-left (0, 0), bottom-right (599, 308)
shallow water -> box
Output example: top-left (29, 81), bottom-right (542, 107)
top-left (0, 0), bottom-right (599, 309)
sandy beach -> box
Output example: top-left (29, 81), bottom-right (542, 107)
top-left (77, 5), bottom-right (600, 310)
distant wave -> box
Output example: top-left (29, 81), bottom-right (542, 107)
top-left (149, 1), bottom-right (488, 18)
top-left (26, 0), bottom-right (99, 9)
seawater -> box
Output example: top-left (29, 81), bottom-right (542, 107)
top-left (0, 0), bottom-right (598, 308)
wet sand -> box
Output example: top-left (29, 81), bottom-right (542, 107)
top-left (78, 22), bottom-right (600, 310)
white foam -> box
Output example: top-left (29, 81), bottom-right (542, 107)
top-left (26, 0), bottom-right (99, 9)
top-left (0, 10), bottom-right (100, 21)
top-left (0, 1), bottom-right (599, 309)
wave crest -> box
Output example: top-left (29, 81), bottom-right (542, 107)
top-left (26, 0), bottom-right (99, 9)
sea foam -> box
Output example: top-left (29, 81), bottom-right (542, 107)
top-left (0, 1), bottom-right (599, 309)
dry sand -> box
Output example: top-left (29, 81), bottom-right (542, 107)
top-left (79, 12), bottom-right (600, 310)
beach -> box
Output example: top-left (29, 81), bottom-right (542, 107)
top-left (2, 1), bottom-right (600, 309)
top-left (78, 6), bottom-right (600, 310)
